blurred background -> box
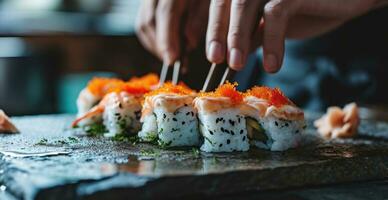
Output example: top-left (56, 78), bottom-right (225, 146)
top-left (0, 0), bottom-right (214, 116)
top-left (0, 0), bottom-right (158, 115)
top-left (0, 0), bottom-right (387, 116)
top-left (0, 0), bottom-right (146, 115)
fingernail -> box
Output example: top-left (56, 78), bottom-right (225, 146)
top-left (229, 48), bottom-right (243, 68)
top-left (208, 41), bottom-right (223, 63)
top-left (264, 54), bottom-right (278, 72)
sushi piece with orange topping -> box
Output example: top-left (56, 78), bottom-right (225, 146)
top-left (72, 74), bottom-right (158, 137)
top-left (138, 82), bottom-right (200, 147)
top-left (76, 74), bottom-right (159, 120)
top-left (76, 77), bottom-right (126, 126)
top-left (242, 86), bottom-right (305, 151)
top-left (194, 82), bottom-right (249, 152)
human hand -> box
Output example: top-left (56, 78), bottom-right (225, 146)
top-left (206, 0), bottom-right (381, 72)
top-left (136, 0), bottom-right (210, 65)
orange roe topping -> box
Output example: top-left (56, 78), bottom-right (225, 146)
top-left (247, 86), bottom-right (293, 107)
top-left (199, 82), bottom-right (244, 105)
top-left (122, 73), bottom-right (160, 95)
top-left (87, 74), bottom-right (160, 96)
top-left (87, 78), bottom-right (125, 97)
top-left (145, 82), bottom-right (195, 97)
top-left (128, 73), bottom-right (159, 87)
top-left (121, 82), bottom-right (151, 95)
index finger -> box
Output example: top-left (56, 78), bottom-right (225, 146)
top-left (206, 0), bottom-right (231, 64)
top-left (156, 0), bottom-right (187, 64)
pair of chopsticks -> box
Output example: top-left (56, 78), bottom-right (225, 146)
top-left (159, 61), bottom-right (181, 86)
top-left (202, 64), bottom-right (230, 92)
top-left (159, 61), bottom-right (230, 91)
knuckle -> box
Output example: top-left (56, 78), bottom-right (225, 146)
top-left (228, 27), bottom-right (244, 43)
top-left (143, 16), bottom-right (154, 28)
top-left (264, 32), bottom-right (283, 48)
top-left (156, 0), bottom-right (181, 18)
top-left (156, 2), bottom-right (173, 17)
top-left (264, 0), bottom-right (287, 18)
top-left (228, 31), bottom-right (244, 47)
top-left (232, 0), bottom-right (248, 8)
top-left (212, 0), bottom-right (229, 9)
top-left (140, 22), bottom-right (149, 33)
top-left (135, 21), bottom-right (146, 34)
top-left (208, 21), bottom-right (227, 37)
top-left (265, 32), bottom-right (280, 42)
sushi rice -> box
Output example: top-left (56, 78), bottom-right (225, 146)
top-left (194, 95), bottom-right (249, 152)
top-left (76, 88), bottom-right (102, 126)
top-left (139, 93), bottom-right (200, 147)
top-left (243, 88), bottom-right (306, 151)
top-left (102, 92), bottom-right (142, 137)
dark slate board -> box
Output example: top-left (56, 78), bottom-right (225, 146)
top-left (1, 114), bottom-right (388, 200)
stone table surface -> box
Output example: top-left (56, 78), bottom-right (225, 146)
top-left (1, 114), bottom-right (388, 200)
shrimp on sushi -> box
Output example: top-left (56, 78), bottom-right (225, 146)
top-left (73, 74), bottom-right (159, 137)
top-left (76, 77), bottom-right (125, 125)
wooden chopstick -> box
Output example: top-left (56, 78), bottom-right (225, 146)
top-left (172, 61), bottom-right (181, 85)
top-left (158, 62), bottom-right (169, 87)
top-left (201, 63), bottom-right (217, 92)
top-left (219, 67), bottom-right (230, 86)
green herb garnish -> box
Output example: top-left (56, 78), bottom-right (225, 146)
top-left (140, 149), bottom-right (161, 157)
top-left (112, 134), bottom-right (139, 144)
top-left (84, 124), bottom-right (107, 136)
top-left (118, 119), bottom-right (127, 132)
top-left (158, 140), bottom-right (172, 148)
top-left (191, 148), bottom-right (200, 157)
top-left (35, 138), bottom-right (48, 145)
top-left (143, 132), bottom-right (158, 145)
top-left (35, 137), bottom-right (79, 146)
top-left (67, 137), bottom-right (79, 143)
top-left (55, 140), bottom-right (68, 145)
top-left (212, 157), bottom-right (219, 164)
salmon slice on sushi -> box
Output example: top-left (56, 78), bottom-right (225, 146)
top-left (243, 87), bottom-right (306, 151)
top-left (138, 83), bottom-right (200, 147)
top-left (194, 82), bottom-right (249, 152)
top-left (72, 74), bottom-right (159, 137)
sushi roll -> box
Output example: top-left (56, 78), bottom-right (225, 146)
top-left (72, 74), bottom-right (159, 137)
top-left (138, 83), bottom-right (200, 147)
top-left (73, 90), bottom-right (142, 137)
top-left (194, 82), bottom-right (249, 152)
top-left (101, 91), bottom-right (143, 137)
top-left (242, 87), bottom-right (306, 151)
top-left (76, 77), bottom-right (125, 126)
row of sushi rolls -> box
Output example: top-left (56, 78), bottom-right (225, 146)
top-left (72, 73), bottom-right (306, 152)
